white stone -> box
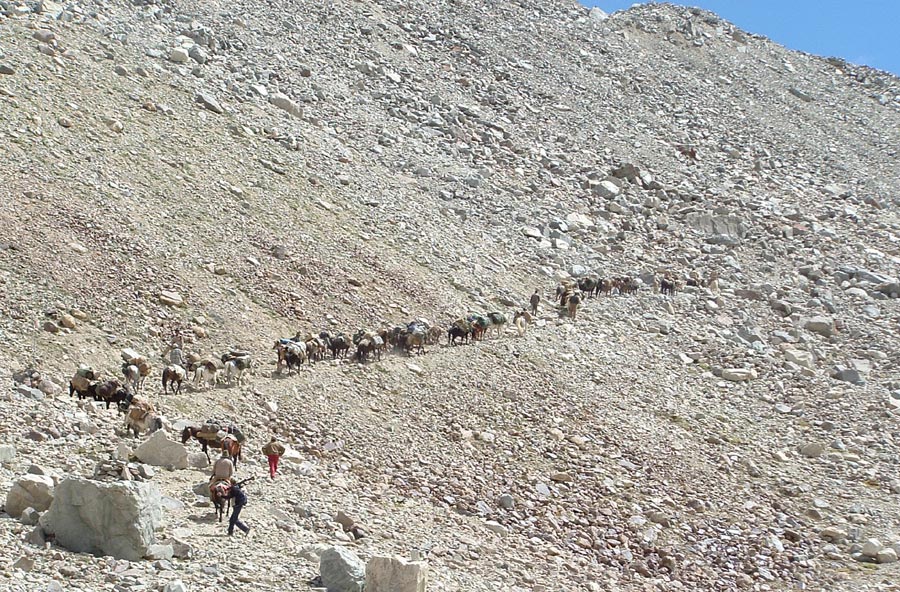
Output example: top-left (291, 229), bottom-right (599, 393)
top-left (721, 368), bottom-right (757, 382)
top-left (593, 180), bottom-right (620, 199)
top-left (134, 431), bottom-right (189, 469)
top-left (877, 548), bottom-right (898, 564)
top-left (784, 348), bottom-right (814, 370)
top-left (163, 580), bottom-right (189, 592)
top-left (146, 544), bottom-right (174, 560)
top-left (159, 290), bottom-right (184, 306)
top-left (366, 555), bottom-right (428, 592)
top-left (269, 93), bottom-right (303, 118)
top-left (484, 520), bottom-right (508, 536)
top-left (114, 442), bottom-right (132, 460)
top-left (40, 478), bottom-right (162, 561)
top-left (320, 546), bottom-right (365, 592)
top-left (0, 444), bottom-right (16, 462)
top-left (5, 474), bottom-right (54, 518)
top-left (862, 538), bottom-right (883, 558)
top-left (802, 316), bottom-right (835, 337)
top-left (565, 212), bottom-right (594, 228)
top-left (800, 442), bottom-right (826, 458)
top-left (187, 453), bottom-right (209, 469)
top-left (168, 48), bottom-right (189, 63)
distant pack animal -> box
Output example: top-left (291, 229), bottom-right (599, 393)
top-left (448, 319), bottom-right (471, 346)
top-left (222, 353), bottom-right (252, 386)
top-left (486, 312), bottom-right (508, 339)
top-left (274, 340), bottom-right (306, 374)
top-left (404, 323), bottom-right (427, 356)
top-left (467, 314), bottom-right (489, 341)
top-left (660, 278), bottom-right (677, 297)
top-left (513, 310), bottom-right (533, 337)
top-left (577, 277), bottom-right (598, 298)
top-left (162, 365), bottom-right (187, 395)
top-left (191, 359), bottom-right (220, 388)
top-left (124, 397), bottom-right (163, 438)
top-left (181, 424), bottom-right (243, 466)
top-left (90, 379), bottom-right (130, 410)
top-left (69, 367), bottom-right (98, 399)
top-left (352, 330), bottom-right (383, 363)
top-left (325, 333), bottom-right (351, 359)
top-left (121, 358), bottom-right (151, 392)
top-left (426, 325), bottom-right (443, 346)
top-left (677, 144), bottom-right (698, 161)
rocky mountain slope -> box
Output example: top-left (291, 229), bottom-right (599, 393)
top-left (1, 0), bottom-right (900, 590)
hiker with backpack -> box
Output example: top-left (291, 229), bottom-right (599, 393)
top-left (262, 435), bottom-right (286, 479)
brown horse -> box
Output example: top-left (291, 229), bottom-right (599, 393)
top-left (181, 426), bottom-right (242, 467)
top-left (210, 479), bottom-right (232, 522)
top-left (162, 365), bottom-right (186, 395)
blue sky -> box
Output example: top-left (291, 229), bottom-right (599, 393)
top-left (588, 1), bottom-right (899, 75)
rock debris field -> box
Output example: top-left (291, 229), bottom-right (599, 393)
top-left (1, 0), bottom-right (900, 590)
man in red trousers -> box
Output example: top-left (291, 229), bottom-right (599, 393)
top-left (262, 435), bottom-right (286, 479)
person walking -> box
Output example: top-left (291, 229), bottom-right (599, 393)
top-left (262, 436), bottom-right (286, 480)
top-left (226, 480), bottom-right (251, 536)
top-left (529, 289), bottom-right (540, 316)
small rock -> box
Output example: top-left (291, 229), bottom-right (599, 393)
top-left (11, 556), bottom-right (34, 571)
top-left (800, 442), bottom-right (825, 458)
top-left (188, 45), bottom-right (208, 64)
top-left (802, 316), bottom-right (835, 337)
top-left (721, 368), bottom-right (757, 382)
top-left (196, 92), bottom-right (223, 114)
top-left (269, 93), bottom-right (303, 118)
top-left (159, 291), bottom-right (184, 307)
top-left (169, 48), bottom-right (189, 63)
top-left (145, 544), bottom-right (174, 561)
top-left (5, 474), bottom-right (54, 518)
top-left (877, 548), bottom-right (898, 564)
top-left (163, 579), bottom-right (189, 592)
top-left (26, 525), bottom-right (46, 546)
top-left (19, 507), bottom-right (40, 526)
top-left (0, 444), bottom-right (17, 462)
top-left (862, 538), bottom-right (883, 558)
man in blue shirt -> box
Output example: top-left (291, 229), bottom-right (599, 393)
top-left (226, 481), bottom-right (251, 536)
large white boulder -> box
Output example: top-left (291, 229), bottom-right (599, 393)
top-left (39, 478), bottom-right (162, 560)
top-left (320, 546), bottom-right (365, 592)
top-left (134, 431), bottom-right (189, 469)
top-left (5, 474), bottom-right (54, 518)
top-left (366, 555), bottom-right (428, 592)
